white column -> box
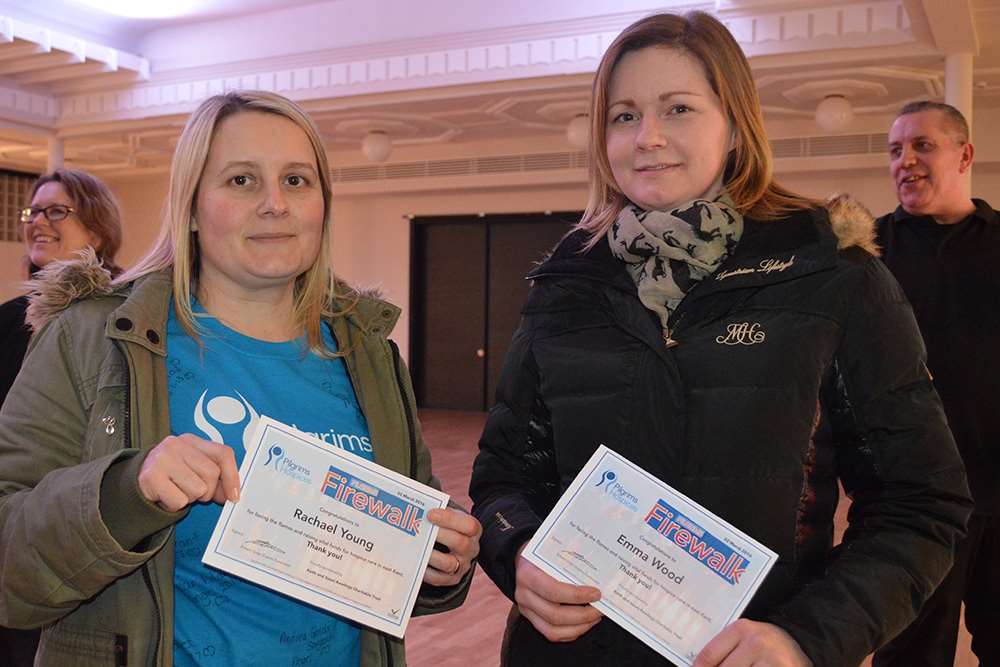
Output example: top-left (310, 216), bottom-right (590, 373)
top-left (46, 136), bottom-right (64, 172)
top-left (944, 52), bottom-right (974, 195)
top-left (945, 53), bottom-right (974, 136)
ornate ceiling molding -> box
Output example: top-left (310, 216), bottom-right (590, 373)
top-left (0, 82), bottom-right (56, 129)
top-left (721, 0), bottom-right (912, 55)
top-left (49, 0), bottom-right (918, 126)
top-left (54, 33), bottom-right (614, 126)
top-left (0, 13), bottom-right (147, 106)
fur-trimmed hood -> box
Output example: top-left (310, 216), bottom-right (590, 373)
top-left (825, 192), bottom-right (880, 256)
top-left (24, 247), bottom-right (116, 333)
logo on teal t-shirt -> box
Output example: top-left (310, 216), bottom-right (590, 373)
top-left (167, 306), bottom-right (374, 667)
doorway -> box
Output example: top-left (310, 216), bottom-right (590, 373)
top-left (410, 212), bottom-right (579, 411)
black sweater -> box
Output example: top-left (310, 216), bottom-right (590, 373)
top-left (876, 199), bottom-right (1000, 515)
top-left (0, 296), bottom-right (30, 407)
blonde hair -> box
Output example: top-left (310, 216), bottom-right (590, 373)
top-left (577, 11), bottom-right (814, 246)
top-left (117, 90), bottom-right (352, 356)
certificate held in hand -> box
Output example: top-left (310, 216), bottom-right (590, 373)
top-left (522, 445), bottom-right (777, 666)
top-left (202, 416), bottom-right (448, 638)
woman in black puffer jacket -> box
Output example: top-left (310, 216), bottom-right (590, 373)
top-left (469, 11), bottom-right (972, 667)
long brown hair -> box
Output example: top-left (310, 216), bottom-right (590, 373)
top-left (577, 11), bottom-right (813, 245)
top-left (28, 169), bottom-right (123, 276)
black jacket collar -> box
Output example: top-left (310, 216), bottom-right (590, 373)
top-left (528, 207), bottom-right (839, 298)
top-left (889, 198), bottom-right (998, 226)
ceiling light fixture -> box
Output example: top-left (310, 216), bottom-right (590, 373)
top-left (814, 94), bottom-right (855, 133)
top-left (361, 130), bottom-right (392, 163)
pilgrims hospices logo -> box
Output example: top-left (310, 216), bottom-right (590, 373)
top-left (192, 388), bottom-right (309, 483)
top-left (594, 469), bottom-right (638, 511)
top-left (261, 442), bottom-right (311, 484)
top-left (264, 445), bottom-right (283, 468)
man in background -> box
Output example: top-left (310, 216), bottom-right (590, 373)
top-left (873, 100), bottom-right (999, 666)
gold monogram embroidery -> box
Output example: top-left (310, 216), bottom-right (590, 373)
top-left (715, 323), bottom-right (766, 346)
top-left (715, 255), bottom-right (796, 281)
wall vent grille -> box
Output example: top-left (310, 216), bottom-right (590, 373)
top-left (771, 133), bottom-right (889, 159)
top-left (478, 156), bottom-right (524, 173)
top-left (331, 151), bottom-right (587, 183)
top-left (384, 162), bottom-right (427, 179)
top-left (338, 165), bottom-right (381, 182)
top-left (426, 159), bottom-right (474, 177)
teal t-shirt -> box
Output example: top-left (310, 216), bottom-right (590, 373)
top-left (167, 305), bottom-right (374, 667)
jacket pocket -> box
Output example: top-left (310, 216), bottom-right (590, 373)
top-left (37, 624), bottom-right (120, 666)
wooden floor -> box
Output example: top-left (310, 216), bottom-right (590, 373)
top-left (406, 411), bottom-right (506, 667)
top-left (406, 410), bottom-right (975, 667)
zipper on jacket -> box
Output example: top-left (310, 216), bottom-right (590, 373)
top-left (381, 634), bottom-right (395, 667)
top-left (666, 309), bottom-right (688, 340)
top-left (114, 634), bottom-right (128, 666)
top-left (662, 329), bottom-right (679, 349)
top-left (122, 364), bottom-right (132, 450)
top-left (386, 349), bottom-right (414, 667)
top-left (120, 342), bottom-right (162, 667)
top-left (389, 341), bottom-right (418, 479)
top-left (140, 565), bottom-right (162, 666)
top-left (663, 310), bottom-right (688, 348)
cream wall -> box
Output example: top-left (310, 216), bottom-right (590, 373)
top-left (109, 174), bottom-right (170, 267)
top-left (0, 244), bottom-right (26, 301)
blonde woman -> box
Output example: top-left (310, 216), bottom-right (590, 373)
top-left (0, 91), bottom-right (479, 667)
top-left (470, 11), bottom-right (971, 667)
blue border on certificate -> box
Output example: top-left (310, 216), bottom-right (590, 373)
top-left (526, 446), bottom-right (777, 664)
top-left (206, 422), bottom-right (443, 631)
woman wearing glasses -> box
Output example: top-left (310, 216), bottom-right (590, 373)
top-left (0, 169), bottom-right (123, 665)
top-left (0, 169), bottom-right (123, 405)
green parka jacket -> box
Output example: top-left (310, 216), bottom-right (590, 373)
top-left (0, 260), bottom-right (471, 666)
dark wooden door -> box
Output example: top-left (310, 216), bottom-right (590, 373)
top-left (411, 221), bottom-right (487, 410)
top-left (411, 213), bottom-right (577, 411)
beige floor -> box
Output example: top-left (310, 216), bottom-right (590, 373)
top-left (407, 410), bottom-right (976, 667)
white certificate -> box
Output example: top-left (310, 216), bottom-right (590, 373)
top-left (202, 416), bottom-right (447, 638)
top-left (522, 445), bottom-right (777, 665)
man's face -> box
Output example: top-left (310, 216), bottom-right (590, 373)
top-left (888, 110), bottom-right (973, 217)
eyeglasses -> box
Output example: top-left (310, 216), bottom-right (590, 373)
top-left (19, 204), bottom-right (76, 224)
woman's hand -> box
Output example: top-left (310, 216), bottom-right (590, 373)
top-left (422, 508), bottom-right (482, 587)
top-left (514, 545), bottom-right (603, 642)
top-left (694, 620), bottom-right (812, 667)
top-left (137, 434), bottom-right (241, 512)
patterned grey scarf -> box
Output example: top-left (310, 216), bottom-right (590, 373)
top-left (608, 193), bottom-right (743, 334)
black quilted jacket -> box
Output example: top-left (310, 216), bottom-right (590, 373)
top-left (470, 206), bottom-right (972, 667)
